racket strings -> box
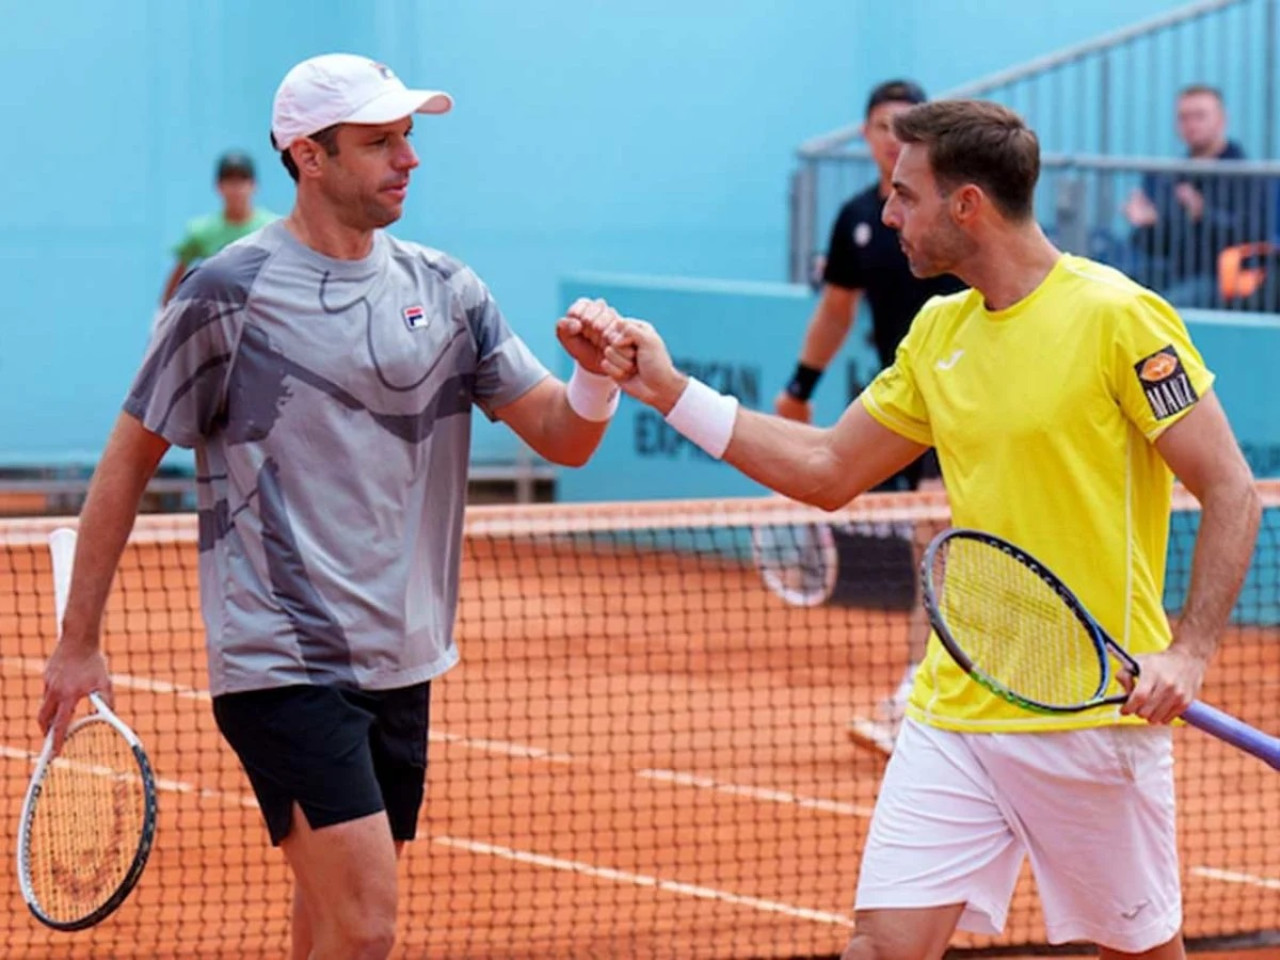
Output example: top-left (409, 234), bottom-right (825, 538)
top-left (26, 720), bottom-right (147, 922)
top-left (754, 524), bottom-right (832, 600)
top-left (935, 540), bottom-right (1105, 708)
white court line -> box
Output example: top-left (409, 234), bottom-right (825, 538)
top-left (429, 731), bottom-right (574, 764)
top-left (0, 745), bottom-right (132, 783)
top-left (1191, 866), bottom-right (1280, 890)
top-left (4, 736), bottom-right (1271, 923)
top-left (0, 657), bottom-right (211, 701)
top-left (1, 660), bottom-right (568, 763)
top-left (0, 745), bottom-right (257, 809)
top-left (3, 658), bottom-right (570, 764)
top-left (0, 659), bottom-right (870, 820)
top-left (0, 737), bottom-right (859, 929)
top-left (5, 657), bottom-right (1266, 920)
top-left (434, 836), bottom-right (854, 927)
top-left (639, 769), bottom-right (875, 818)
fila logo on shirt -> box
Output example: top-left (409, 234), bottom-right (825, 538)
top-left (1134, 344), bottom-right (1198, 420)
top-left (403, 305), bottom-right (429, 330)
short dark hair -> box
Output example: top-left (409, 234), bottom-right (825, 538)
top-left (865, 79), bottom-right (927, 119)
top-left (892, 100), bottom-right (1040, 222)
top-left (272, 124), bottom-right (342, 183)
top-left (216, 150), bottom-right (255, 182)
top-left (1178, 83), bottom-right (1224, 104)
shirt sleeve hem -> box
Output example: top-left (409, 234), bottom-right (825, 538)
top-left (861, 392), bottom-right (933, 446)
top-left (121, 398), bottom-right (197, 450)
top-left (476, 370), bottom-right (551, 422)
top-left (1143, 371), bottom-right (1217, 442)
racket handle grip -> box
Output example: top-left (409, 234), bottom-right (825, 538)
top-left (48, 528), bottom-right (77, 630)
top-left (1182, 700), bottom-right (1280, 772)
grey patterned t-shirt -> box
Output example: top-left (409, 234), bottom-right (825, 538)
top-left (126, 220), bottom-right (549, 696)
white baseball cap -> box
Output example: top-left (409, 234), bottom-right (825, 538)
top-left (271, 53), bottom-right (453, 151)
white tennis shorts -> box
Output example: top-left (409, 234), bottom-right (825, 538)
top-left (856, 718), bottom-right (1181, 952)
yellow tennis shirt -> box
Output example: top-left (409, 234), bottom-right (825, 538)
top-left (863, 254), bottom-right (1215, 732)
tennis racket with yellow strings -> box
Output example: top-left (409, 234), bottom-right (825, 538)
top-left (922, 528), bottom-right (1280, 770)
top-left (16, 528), bottom-right (158, 930)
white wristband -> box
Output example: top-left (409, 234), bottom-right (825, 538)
top-left (664, 377), bottom-right (739, 459)
top-left (566, 364), bottom-right (620, 422)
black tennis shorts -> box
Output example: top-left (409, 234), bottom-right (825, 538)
top-left (213, 681), bottom-right (431, 846)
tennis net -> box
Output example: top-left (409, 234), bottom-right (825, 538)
top-left (1, 487), bottom-right (1278, 958)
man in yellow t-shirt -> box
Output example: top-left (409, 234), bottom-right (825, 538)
top-left (582, 101), bottom-right (1259, 960)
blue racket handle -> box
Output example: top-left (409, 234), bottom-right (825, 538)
top-left (1182, 700), bottom-right (1280, 772)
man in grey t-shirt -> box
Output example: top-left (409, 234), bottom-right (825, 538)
top-left (39, 53), bottom-right (630, 960)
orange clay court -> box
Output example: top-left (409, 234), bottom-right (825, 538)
top-left (0, 491), bottom-right (1278, 959)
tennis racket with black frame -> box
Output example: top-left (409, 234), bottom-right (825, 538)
top-left (922, 527), bottom-right (1280, 771)
top-left (16, 527), bottom-right (159, 931)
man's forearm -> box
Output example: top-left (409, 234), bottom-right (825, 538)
top-left (642, 368), bottom-right (845, 506)
top-left (720, 409), bottom-right (848, 507)
top-left (60, 416), bottom-right (170, 651)
top-left (718, 401), bottom-right (924, 511)
top-left (536, 389), bottom-right (609, 467)
top-left (1174, 477), bottom-right (1262, 660)
top-left (607, 316), bottom-right (925, 509)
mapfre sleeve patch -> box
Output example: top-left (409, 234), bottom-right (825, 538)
top-left (1134, 344), bottom-right (1199, 420)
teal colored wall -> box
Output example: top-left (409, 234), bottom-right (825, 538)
top-left (0, 0), bottom-right (1255, 466)
top-left (558, 274), bottom-right (1280, 499)
top-left (559, 275), bottom-right (1280, 624)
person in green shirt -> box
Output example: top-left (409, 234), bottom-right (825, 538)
top-left (160, 151), bottom-right (278, 305)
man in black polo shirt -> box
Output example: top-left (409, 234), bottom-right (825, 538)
top-left (775, 79), bottom-right (964, 755)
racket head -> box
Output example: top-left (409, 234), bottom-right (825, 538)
top-left (17, 696), bottom-right (158, 931)
top-left (921, 528), bottom-right (1124, 713)
top-left (751, 522), bottom-right (838, 607)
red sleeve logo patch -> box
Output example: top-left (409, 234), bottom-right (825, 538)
top-left (1134, 345), bottom-right (1198, 420)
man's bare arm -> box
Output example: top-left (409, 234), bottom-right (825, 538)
top-left (38, 414), bottom-right (171, 748)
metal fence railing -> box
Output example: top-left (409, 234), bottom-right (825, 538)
top-left (1043, 154), bottom-right (1280, 309)
top-left (790, 0), bottom-right (1280, 285)
top-left (799, 149), bottom-right (1280, 311)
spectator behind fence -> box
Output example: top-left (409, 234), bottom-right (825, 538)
top-left (159, 151), bottom-right (279, 306)
top-left (1122, 85), bottom-right (1246, 307)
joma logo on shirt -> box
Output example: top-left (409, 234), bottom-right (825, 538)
top-left (1134, 345), bottom-right (1198, 420)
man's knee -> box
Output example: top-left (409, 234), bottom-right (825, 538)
top-left (314, 895), bottom-right (395, 960)
top-left (334, 919), bottom-right (396, 960)
top-left (317, 865), bottom-right (397, 959)
top-left (840, 933), bottom-right (877, 960)
top-left (841, 906), bottom-right (963, 960)
top-left (842, 932), bottom-right (946, 960)
top-left (841, 933), bottom-right (915, 960)
top-left (1099, 930), bottom-right (1185, 960)
top-left (283, 809), bottom-right (400, 959)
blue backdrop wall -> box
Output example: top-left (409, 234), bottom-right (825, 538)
top-left (0, 0), bottom-right (1217, 466)
top-left (558, 274), bottom-right (1280, 499)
